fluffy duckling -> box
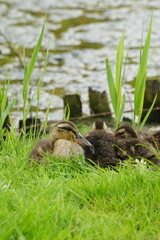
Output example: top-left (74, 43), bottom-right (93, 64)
top-left (84, 120), bottom-right (120, 167)
top-left (152, 129), bottom-right (160, 148)
top-left (114, 124), bottom-right (160, 167)
top-left (139, 128), bottom-right (160, 150)
top-left (115, 124), bottom-right (138, 139)
top-left (30, 120), bottom-right (91, 163)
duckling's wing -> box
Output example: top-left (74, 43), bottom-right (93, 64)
top-left (30, 138), bottom-right (53, 162)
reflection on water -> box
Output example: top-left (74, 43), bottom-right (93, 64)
top-left (1, 0), bottom-right (160, 125)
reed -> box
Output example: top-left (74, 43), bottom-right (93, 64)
top-left (106, 32), bottom-right (126, 129)
top-left (22, 17), bottom-right (46, 131)
top-left (133, 15), bottom-right (156, 129)
top-left (106, 15), bottom-right (156, 129)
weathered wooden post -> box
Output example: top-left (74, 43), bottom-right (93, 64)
top-left (88, 87), bottom-right (111, 119)
top-left (63, 94), bottom-right (82, 118)
top-left (142, 78), bottom-right (160, 123)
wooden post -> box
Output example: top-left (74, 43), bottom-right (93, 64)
top-left (63, 94), bottom-right (82, 118)
top-left (19, 118), bottom-right (41, 136)
top-left (142, 79), bottom-right (160, 123)
top-left (88, 87), bottom-right (111, 118)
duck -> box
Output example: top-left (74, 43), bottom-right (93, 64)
top-left (114, 124), bottom-right (160, 167)
top-left (152, 129), bottom-right (160, 148)
top-left (139, 128), bottom-right (160, 150)
top-left (30, 120), bottom-right (91, 163)
top-left (84, 120), bottom-right (120, 168)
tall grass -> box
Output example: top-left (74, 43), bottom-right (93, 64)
top-left (0, 81), bottom-right (16, 134)
top-left (106, 16), bottom-right (156, 129)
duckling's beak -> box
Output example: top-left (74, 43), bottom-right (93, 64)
top-left (74, 133), bottom-right (92, 146)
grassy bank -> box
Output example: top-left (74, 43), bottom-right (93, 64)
top-left (0, 131), bottom-right (159, 240)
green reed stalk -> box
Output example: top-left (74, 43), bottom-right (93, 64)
top-left (106, 32), bottom-right (126, 129)
top-left (106, 15), bottom-right (156, 130)
top-left (133, 15), bottom-right (154, 129)
top-left (22, 17), bottom-right (46, 130)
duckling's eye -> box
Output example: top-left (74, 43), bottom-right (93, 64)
top-left (118, 132), bottom-right (124, 136)
top-left (59, 126), bottom-right (72, 131)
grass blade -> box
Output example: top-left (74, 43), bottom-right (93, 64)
top-left (106, 58), bottom-right (117, 114)
top-left (22, 17), bottom-right (46, 129)
top-left (116, 33), bottom-right (124, 112)
top-left (134, 16), bottom-right (152, 127)
top-left (139, 94), bottom-right (157, 129)
top-left (64, 103), bottom-right (71, 120)
top-left (117, 94), bottom-right (126, 124)
top-left (1, 97), bottom-right (17, 127)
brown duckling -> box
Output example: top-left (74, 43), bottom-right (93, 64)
top-left (114, 124), bottom-right (160, 167)
top-left (84, 120), bottom-right (120, 168)
top-left (30, 120), bottom-right (91, 163)
top-left (139, 128), bottom-right (160, 150)
top-left (152, 129), bottom-right (160, 148)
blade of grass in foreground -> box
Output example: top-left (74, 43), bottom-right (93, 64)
top-left (22, 17), bottom-right (46, 130)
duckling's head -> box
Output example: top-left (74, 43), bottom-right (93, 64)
top-left (92, 120), bottom-right (108, 131)
top-left (115, 125), bottom-right (138, 139)
top-left (50, 120), bottom-right (91, 146)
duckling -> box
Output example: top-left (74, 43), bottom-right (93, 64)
top-left (84, 120), bottom-right (120, 168)
top-left (114, 124), bottom-right (160, 167)
top-left (152, 129), bottom-right (160, 148)
top-left (139, 128), bottom-right (160, 150)
top-left (30, 120), bottom-right (91, 163)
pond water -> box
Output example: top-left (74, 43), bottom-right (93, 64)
top-left (1, 0), bottom-right (160, 126)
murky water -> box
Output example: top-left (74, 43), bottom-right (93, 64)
top-left (1, 0), bottom-right (160, 125)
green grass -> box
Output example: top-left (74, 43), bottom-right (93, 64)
top-left (0, 131), bottom-right (159, 240)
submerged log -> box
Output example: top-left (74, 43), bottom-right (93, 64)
top-left (142, 78), bottom-right (160, 123)
top-left (88, 87), bottom-right (111, 118)
top-left (63, 94), bottom-right (82, 118)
